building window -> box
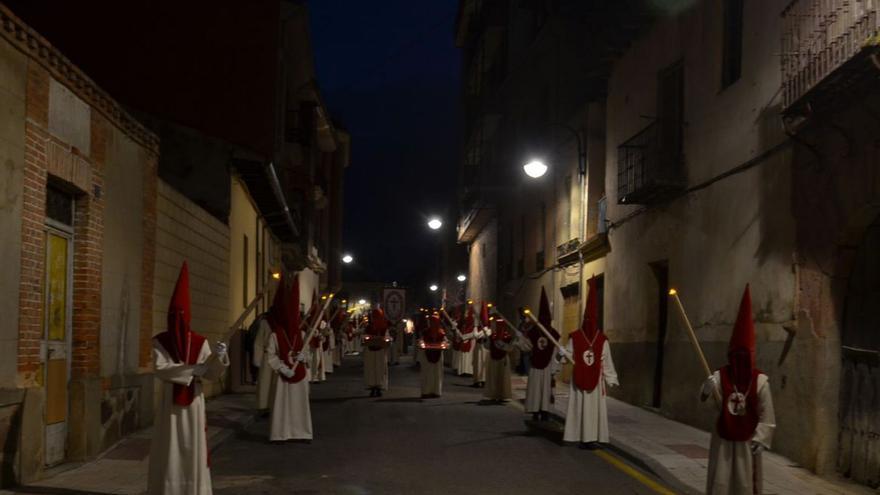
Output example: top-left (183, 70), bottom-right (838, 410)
top-left (721, 0), bottom-right (744, 88)
top-left (46, 183), bottom-right (74, 226)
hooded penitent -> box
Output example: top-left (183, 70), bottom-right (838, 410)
top-left (478, 302), bottom-right (490, 342)
top-left (530, 287), bottom-right (560, 370)
top-left (366, 307), bottom-right (388, 349)
top-left (489, 317), bottom-right (513, 361)
top-left (717, 285), bottom-right (761, 441)
top-left (308, 290), bottom-right (322, 349)
top-left (424, 314), bottom-right (445, 363)
top-left (271, 274), bottom-right (306, 383)
top-left (460, 303), bottom-right (475, 353)
top-left (155, 262), bottom-right (206, 406)
top-left (451, 307), bottom-right (463, 351)
top-left (571, 276), bottom-right (606, 392)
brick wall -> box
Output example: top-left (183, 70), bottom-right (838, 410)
top-left (140, 154), bottom-right (157, 370)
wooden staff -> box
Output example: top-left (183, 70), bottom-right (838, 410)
top-left (439, 308), bottom-right (462, 338)
top-left (291, 293), bottom-right (335, 373)
top-left (668, 289), bottom-right (721, 402)
top-left (522, 308), bottom-right (574, 363)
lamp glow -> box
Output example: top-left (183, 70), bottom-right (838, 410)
top-left (427, 218), bottom-right (443, 230)
top-left (271, 272), bottom-right (281, 280)
top-left (429, 284), bottom-right (439, 292)
top-left (342, 254), bottom-right (354, 264)
top-left (358, 299), bottom-right (366, 305)
top-left (523, 159), bottom-right (549, 178)
top-left (457, 274), bottom-right (467, 282)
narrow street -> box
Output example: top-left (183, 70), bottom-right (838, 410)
top-left (210, 355), bottom-right (662, 495)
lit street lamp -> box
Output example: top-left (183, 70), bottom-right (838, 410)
top-left (427, 217), bottom-right (443, 230)
top-left (429, 284), bottom-right (439, 292)
top-left (456, 274), bottom-right (467, 282)
top-left (358, 299), bottom-right (367, 305)
top-left (342, 253), bottom-right (354, 264)
top-left (523, 159), bottom-right (549, 178)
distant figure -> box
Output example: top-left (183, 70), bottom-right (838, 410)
top-left (419, 313), bottom-right (447, 398)
top-left (559, 276), bottom-right (618, 448)
top-left (518, 288), bottom-right (559, 422)
top-left (251, 309), bottom-right (274, 415)
top-left (470, 302), bottom-right (491, 388)
top-left (306, 291), bottom-right (326, 383)
top-left (456, 302), bottom-right (475, 376)
top-left (148, 262), bottom-right (229, 495)
top-left (483, 315), bottom-right (514, 402)
top-left (266, 274), bottom-right (313, 442)
top-left (701, 285), bottom-right (775, 495)
top-left (363, 307), bottom-right (390, 397)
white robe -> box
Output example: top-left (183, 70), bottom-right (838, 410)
top-left (457, 336), bottom-right (474, 376)
top-left (703, 371), bottom-right (775, 495)
top-left (470, 328), bottom-right (490, 384)
top-left (419, 350), bottom-right (444, 396)
top-left (148, 338), bottom-right (229, 495)
top-left (517, 336), bottom-right (556, 413)
top-left (563, 339), bottom-right (618, 443)
top-left (483, 339), bottom-right (513, 400)
top-left (252, 319), bottom-right (276, 411)
top-left (309, 342), bottom-right (325, 382)
top-left (323, 333), bottom-right (334, 374)
top-left (266, 333), bottom-right (313, 441)
top-left (363, 336), bottom-right (389, 389)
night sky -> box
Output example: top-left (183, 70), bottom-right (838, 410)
top-left (309, 1), bottom-right (461, 290)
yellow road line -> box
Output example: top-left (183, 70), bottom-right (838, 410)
top-left (594, 449), bottom-right (678, 495)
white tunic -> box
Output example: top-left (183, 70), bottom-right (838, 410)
top-left (419, 351), bottom-right (444, 396)
top-left (266, 333), bottom-right (313, 441)
top-left (148, 338), bottom-right (229, 495)
top-left (703, 371), bottom-right (775, 495)
top-left (252, 319), bottom-right (276, 411)
top-left (517, 336), bottom-right (556, 413)
top-left (563, 339), bottom-right (618, 443)
top-left (363, 337), bottom-right (389, 389)
top-left (457, 341), bottom-right (474, 376)
top-left (309, 342), bottom-right (325, 382)
top-left (483, 339), bottom-right (513, 400)
top-left (470, 328), bottom-right (490, 383)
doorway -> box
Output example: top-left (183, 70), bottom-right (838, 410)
top-left (650, 261), bottom-right (669, 409)
top-left (43, 184), bottom-right (74, 467)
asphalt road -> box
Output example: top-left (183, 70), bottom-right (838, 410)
top-left (210, 354), bottom-right (669, 495)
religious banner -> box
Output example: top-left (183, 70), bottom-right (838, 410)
top-left (382, 288), bottom-right (406, 323)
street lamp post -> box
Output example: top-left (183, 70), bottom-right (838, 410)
top-left (522, 123), bottom-right (586, 178)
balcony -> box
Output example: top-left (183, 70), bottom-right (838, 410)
top-left (616, 121), bottom-right (685, 205)
top-left (781, 0), bottom-right (880, 116)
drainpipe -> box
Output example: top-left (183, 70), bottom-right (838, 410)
top-left (265, 161), bottom-right (299, 238)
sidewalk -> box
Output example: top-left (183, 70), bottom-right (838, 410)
top-left (1, 394), bottom-right (256, 495)
top-left (510, 375), bottom-right (870, 495)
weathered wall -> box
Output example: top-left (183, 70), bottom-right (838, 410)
top-left (0, 29), bottom-right (26, 390)
top-left (602, 0), bottom-right (814, 467)
top-left (466, 218), bottom-right (497, 305)
top-left (153, 180), bottom-right (229, 397)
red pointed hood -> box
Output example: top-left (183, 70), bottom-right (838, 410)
top-left (166, 261), bottom-right (192, 361)
top-left (267, 273), bottom-right (289, 331)
top-left (288, 275), bottom-right (301, 337)
top-left (369, 307), bottom-right (388, 335)
top-left (538, 287), bottom-right (552, 328)
top-left (727, 285), bottom-right (756, 384)
top-left (581, 276), bottom-right (600, 339)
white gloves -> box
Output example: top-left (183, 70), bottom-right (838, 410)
top-left (750, 441), bottom-right (765, 455)
top-left (279, 367), bottom-right (295, 378)
top-left (295, 352), bottom-right (307, 363)
top-left (557, 348), bottom-right (573, 362)
top-left (701, 375), bottom-right (717, 400)
top-left (214, 342), bottom-right (228, 357)
top-left (319, 320), bottom-right (328, 330)
top-left (192, 363), bottom-right (208, 377)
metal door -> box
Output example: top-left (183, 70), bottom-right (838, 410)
top-left (44, 228), bottom-right (72, 466)
top-left (839, 215), bottom-right (880, 487)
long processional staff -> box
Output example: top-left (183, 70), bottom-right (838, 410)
top-left (519, 287), bottom-right (559, 422)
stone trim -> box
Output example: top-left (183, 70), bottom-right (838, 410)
top-left (0, 4), bottom-right (159, 154)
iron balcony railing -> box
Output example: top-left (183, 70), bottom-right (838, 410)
top-left (781, 0), bottom-right (880, 110)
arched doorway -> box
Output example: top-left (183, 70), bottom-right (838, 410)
top-left (839, 215), bottom-right (880, 487)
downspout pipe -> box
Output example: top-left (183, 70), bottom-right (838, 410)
top-left (266, 161), bottom-right (299, 238)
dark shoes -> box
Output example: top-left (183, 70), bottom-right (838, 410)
top-left (579, 442), bottom-right (600, 450)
